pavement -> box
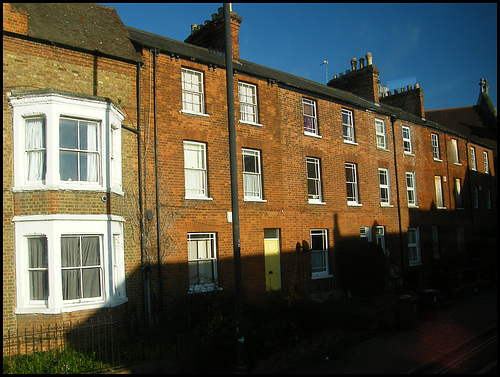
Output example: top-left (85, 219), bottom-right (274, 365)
top-left (280, 286), bottom-right (497, 374)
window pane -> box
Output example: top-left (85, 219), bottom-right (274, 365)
top-left (59, 119), bottom-right (78, 149)
top-left (28, 237), bottom-right (48, 301)
top-left (82, 268), bottom-right (101, 298)
top-left (60, 151), bottom-right (78, 181)
top-left (61, 237), bottom-right (80, 267)
top-left (62, 270), bottom-right (80, 300)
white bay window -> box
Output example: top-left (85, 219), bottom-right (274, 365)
top-left (14, 214), bottom-right (127, 314)
top-left (9, 89), bottom-right (123, 193)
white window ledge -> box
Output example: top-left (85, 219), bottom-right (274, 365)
top-left (311, 274), bottom-right (333, 280)
top-left (380, 203), bottom-right (394, 208)
top-left (239, 120), bottom-right (263, 127)
top-left (408, 205), bottom-right (420, 209)
top-left (404, 152), bottom-right (415, 156)
top-left (185, 196), bottom-right (213, 201)
top-left (343, 140), bottom-right (358, 146)
top-left (180, 109), bottom-right (210, 118)
top-left (244, 198), bottom-right (267, 202)
top-left (377, 147), bottom-right (390, 152)
top-left (304, 132), bottom-right (322, 139)
top-left (308, 200), bottom-right (326, 205)
top-left (453, 162), bottom-right (462, 166)
top-left (347, 202), bottom-right (362, 207)
top-left (437, 206), bottom-right (446, 210)
top-left (433, 158), bottom-right (443, 162)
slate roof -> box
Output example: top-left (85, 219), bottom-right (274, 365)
top-left (426, 105), bottom-right (497, 158)
top-left (127, 26), bottom-right (473, 141)
top-left (10, 3), bottom-right (142, 64)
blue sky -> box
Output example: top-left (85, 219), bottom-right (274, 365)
top-left (100, 3), bottom-right (497, 110)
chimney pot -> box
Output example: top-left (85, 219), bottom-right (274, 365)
top-left (334, 74), bottom-right (337, 79)
top-left (366, 52), bottom-right (373, 65)
top-left (359, 58), bottom-right (365, 68)
top-left (212, 13), bottom-right (218, 21)
top-left (407, 85), bottom-right (412, 91)
top-left (394, 89), bottom-right (398, 94)
top-left (191, 24), bottom-right (198, 34)
top-left (205, 20), bottom-right (210, 26)
top-left (414, 83), bottom-right (419, 89)
top-left (218, 7), bottom-right (223, 16)
top-left (346, 70), bottom-right (351, 74)
top-left (351, 58), bottom-right (357, 71)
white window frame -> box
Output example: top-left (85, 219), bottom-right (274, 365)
top-left (183, 141), bottom-right (210, 200)
top-left (303, 98), bottom-right (319, 136)
top-left (310, 229), bottom-right (331, 279)
top-left (434, 175), bottom-right (445, 209)
top-left (432, 225), bottom-right (440, 259)
top-left (473, 185), bottom-right (479, 208)
top-left (375, 226), bottom-right (386, 254)
top-left (345, 162), bottom-right (360, 205)
top-left (402, 126), bottom-right (413, 154)
top-left (239, 82), bottom-right (260, 125)
top-left (406, 171), bottom-right (418, 207)
top-left (187, 233), bottom-right (218, 293)
top-left (181, 68), bottom-right (206, 115)
top-left (13, 214), bottom-right (126, 314)
top-left (307, 157), bottom-right (324, 204)
top-left (431, 133), bottom-right (441, 160)
top-left (408, 227), bottom-right (421, 266)
top-left (10, 90), bottom-right (124, 194)
top-left (483, 151), bottom-right (490, 174)
top-left (450, 139), bottom-right (460, 165)
top-left (360, 226), bottom-right (372, 242)
top-left (378, 167), bottom-right (391, 206)
top-left (242, 148), bottom-right (264, 201)
top-left (375, 118), bottom-right (387, 149)
top-left (454, 178), bottom-right (464, 209)
top-left (342, 109), bottom-right (355, 143)
top-left (470, 146), bottom-right (477, 170)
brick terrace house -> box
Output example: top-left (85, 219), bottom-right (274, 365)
top-left (3, 3), bottom-right (144, 337)
top-left (3, 3), bottom-right (497, 342)
top-left (127, 5), bottom-right (497, 302)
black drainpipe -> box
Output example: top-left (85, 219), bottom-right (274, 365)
top-left (152, 48), bottom-right (163, 314)
top-left (391, 115), bottom-right (405, 279)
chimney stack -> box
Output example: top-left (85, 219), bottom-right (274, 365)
top-left (359, 58), bottom-right (365, 69)
top-left (185, 6), bottom-right (242, 60)
top-left (366, 52), bottom-right (373, 65)
top-left (350, 58), bottom-right (357, 71)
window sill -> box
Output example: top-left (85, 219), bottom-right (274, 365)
top-left (180, 109), bottom-right (210, 118)
top-left (433, 158), bottom-right (443, 162)
top-left (185, 196), bottom-right (213, 201)
top-left (12, 184), bottom-right (121, 193)
top-left (408, 205), bottom-right (419, 209)
top-left (343, 140), bottom-right (358, 146)
top-left (239, 120), bottom-right (263, 127)
top-left (453, 162), bottom-right (462, 166)
top-left (455, 207), bottom-right (465, 211)
top-left (380, 203), bottom-right (394, 208)
top-left (404, 151), bottom-right (415, 156)
top-left (377, 147), bottom-right (390, 152)
top-left (437, 206), bottom-right (446, 210)
top-left (304, 131), bottom-right (322, 139)
top-left (244, 198), bottom-right (267, 202)
top-left (311, 274), bottom-right (333, 280)
top-left (15, 297), bottom-right (128, 314)
top-left (409, 262), bottom-right (422, 267)
top-left (188, 285), bottom-right (223, 294)
top-left (347, 202), bottom-right (362, 207)
top-left (308, 199), bottom-right (326, 205)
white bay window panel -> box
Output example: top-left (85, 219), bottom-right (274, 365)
top-left (25, 117), bottom-right (46, 182)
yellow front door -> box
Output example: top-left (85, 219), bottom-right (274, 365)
top-left (264, 229), bottom-right (280, 291)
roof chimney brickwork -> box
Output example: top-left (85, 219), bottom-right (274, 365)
top-left (328, 52), bottom-right (380, 103)
top-left (379, 84), bottom-right (425, 118)
top-left (184, 7), bottom-right (242, 60)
